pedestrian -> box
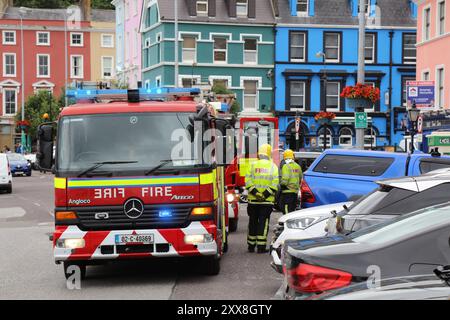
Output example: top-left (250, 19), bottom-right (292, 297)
top-left (15, 143), bottom-right (23, 154)
top-left (2, 145), bottom-right (11, 153)
top-left (245, 144), bottom-right (279, 254)
top-left (279, 149), bottom-right (303, 215)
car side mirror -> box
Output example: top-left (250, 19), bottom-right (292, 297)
top-left (37, 123), bottom-right (55, 171)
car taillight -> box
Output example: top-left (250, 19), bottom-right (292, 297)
top-left (286, 263), bottom-right (352, 293)
top-left (301, 180), bottom-right (315, 204)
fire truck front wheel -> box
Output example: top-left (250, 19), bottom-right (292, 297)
top-left (63, 262), bottom-right (87, 280)
top-left (203, 255), bottom-right (221, 276)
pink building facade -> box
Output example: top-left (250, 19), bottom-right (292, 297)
top-left (416, 0), bottom-right (450, 109)
top-left (112, 0), bottom-right (143, 89)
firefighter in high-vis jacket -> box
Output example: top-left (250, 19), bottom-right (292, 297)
top-left (245, 144), bottom-right (279, 254)
top-left (279, 149), bottom-right (303, 215)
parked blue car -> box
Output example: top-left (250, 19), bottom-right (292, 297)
top-left (301, 149), bottom-right (450, 208)
top-left (7, 153), bottom-right (32, 177)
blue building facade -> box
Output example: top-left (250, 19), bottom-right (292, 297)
top-left (274, 0), bottom-right (417, 150)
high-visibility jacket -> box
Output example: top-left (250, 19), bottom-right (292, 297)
top-left (280, 160), bottom-right (303, 194)
top-left (246, 158), bottom-right (279, 204)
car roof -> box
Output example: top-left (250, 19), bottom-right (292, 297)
top-left (322, 149), bottom-right (410, 158)
top-left (378, 170), bottom-right (450, 192)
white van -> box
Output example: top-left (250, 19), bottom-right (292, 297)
top-left (0, 153), bottom-right (12, 193)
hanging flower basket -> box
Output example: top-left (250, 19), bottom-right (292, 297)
top-left (16, 120), bottom-right (31, 131)
top-left (341, 83), bottom-right (380, 110)
top-left (314, 111), bottom-right (336, 125)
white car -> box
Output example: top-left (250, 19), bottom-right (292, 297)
top-left (270, 202), bottom-right (352, 273)
top-left (0, 153), bottom-right (12, 193)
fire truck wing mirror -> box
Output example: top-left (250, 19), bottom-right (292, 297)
top-left (186, 124), bottom-right (195, 143)
top-left (37, 123), bottom-right (55, 171)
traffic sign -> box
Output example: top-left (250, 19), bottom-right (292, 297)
top-left (355, 112), bottom-right (368, 129)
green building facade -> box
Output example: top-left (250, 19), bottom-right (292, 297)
top-left (140, 0), bottom-right (276, 113)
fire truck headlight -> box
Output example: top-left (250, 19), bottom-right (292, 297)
top-left (226, 193), bottom-right (235, 203)
top-left (56, 238), bottom-right (86, 249)
top-left (184, 234), bottom-right (214, 245)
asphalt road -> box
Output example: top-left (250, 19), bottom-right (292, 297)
top-left (0, 172), bottom-right (283, 300)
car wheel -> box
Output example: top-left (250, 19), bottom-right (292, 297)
top-left (63, 262), bottom-right (87, 280)
top-left (26, 172), bottom-right (31, 177)
top-left (6, 185), bottom-right (12, 194)
top-left (229, 218), bottom-right (238, 233)
top-left (203, 255), bottom-right (221, 276)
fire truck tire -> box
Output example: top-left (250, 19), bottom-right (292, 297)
top-left (229, 218), bottom-right (238, 233)
top-left (223, 232), bottom-right (229, 253)
top-left (63, 262), bottom-right (87, 280)
top-left (204, 255), bottom-right (221, 276)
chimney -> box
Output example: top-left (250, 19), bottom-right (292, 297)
top-left (0, 0), bottom-right (13, 18)
top-left (80, 0), bottom-right (91, 21)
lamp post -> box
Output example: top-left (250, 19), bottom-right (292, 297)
top-left (408, 101), bottom-right (420, 153)
top-left (316, 51), bottom-right (328, 150)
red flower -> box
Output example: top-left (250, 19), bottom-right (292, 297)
top-left (16, 120), bottom-right (31, 127)
top-left (315, 111), bottom-right (336, 121)
top-left (341, 83), bottom-right (380, 103)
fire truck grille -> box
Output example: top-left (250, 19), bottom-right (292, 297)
top-left (75, 205), bottom-right (193, 231)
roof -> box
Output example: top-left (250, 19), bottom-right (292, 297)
top-left (322, 149), bottom-right (411, 158)
top-left (275, 0), bottom-right (416, 28)
top-left (60, 101), bottom-right (198, 117)
top-left (2, 7), bottom-right (115, 22)
top-left (155, 0), bottom-right (276, 25)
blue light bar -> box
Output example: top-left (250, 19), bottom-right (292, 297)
top-left (66, 87), bottom-right (201, 102)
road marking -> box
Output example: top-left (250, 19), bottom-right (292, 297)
top-left (0, 207), bottom-right (26, 219)
top-left (34, 203), bottom-right (41, 207)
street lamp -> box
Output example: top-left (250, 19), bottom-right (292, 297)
top-left (408, 101), bottom-right (420, 153)
top-left (316, 51), bottom-right (328, 150)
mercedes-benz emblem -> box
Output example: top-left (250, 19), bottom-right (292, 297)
top-left (123, 198), bottom-right (144, 219)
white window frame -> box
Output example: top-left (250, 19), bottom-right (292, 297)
top-left (437, 0), bottom-right (446, 36)
top-left (70, 32), bottom-right (84, 47)
top-left (241, 77), bottom-right (261, 111)
top-left (213, 37), bottom-right (228, 63)
top-left (209, 75), bottom-right (232, 89)
top-left (182, 35), bottom-right (197, 63)
top-left (243, 38), bottom-right (258, 65)
top-left (101, 34), bottom-right (114, 48)
top-left (2, 88), bottom-right (17, 116)
top-left (297, 0), bottom-right (309, 15)
top-left (178, 75), bottom-right (201, 88)
top-left (359, 0), bottom-right (371, 15)
top-left (36, 54), bottom-right (50, 78)
top-left (101, 56), bottom-right (114, 79)
top-left (196, 0), bottom-right (208, 16)
top-left (155, 75), bottom-right (162, 87)
top-left (290, 31), bottom-right (306, 62)
top-left (36, 32), bottom-right (50, 46)
top-left (365, 33), bottom-right (375, 64)
top-left (422, 69), bottom-right (431, 80)
top-left (364, 81), bottom-right (376, 112)
top-left (289, 80), bottom-right (306, 111)
top-left (403, 33), bottom-right (417, 65)
top-left (318, 127), bottom-right (333, 149)
top-left (236, 0), bottom-right (248, 17)
top-left (2, 31), bottom-right (16, 45)
top-left (364, 128), bottom-right (377, 148)
top-left (144, 80), bottom-right (150, 89)
top-left (339, 128), bottom-right (354, 148)
top-left (423, 6), bottom-right (432, 41)
top-left (325, 81), bottom-right (341, 111)
top-left (3, 53), bottom-right (16, 77)
top-left (70, 55), bottom-right (84, 79)
top-left (324, 32), bottom-right (341, 63)
top-left (436, 65), bottom-right (445, 109)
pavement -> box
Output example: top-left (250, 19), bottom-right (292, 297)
top-left (0, 172), bottom-right (283, 300)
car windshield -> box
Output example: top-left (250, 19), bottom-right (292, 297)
top-left (349, 203), bottom-right (450, 245)
top-left (57, 113), bottom-right (204, 175)
top-left (347, 187), bottom-right (417, 216)
top-left (7, 154), bottom-right (25, 161)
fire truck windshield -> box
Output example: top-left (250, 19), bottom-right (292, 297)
top-left (241, 121), bottom-right (275, 155)
top-left (57, 113), bottom-right (205, 176)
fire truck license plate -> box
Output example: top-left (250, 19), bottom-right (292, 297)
top-left (115, 234), bottom-right (154, 245)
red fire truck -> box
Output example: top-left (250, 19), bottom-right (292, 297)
top-left (37, 88), bottom-right (234, 279)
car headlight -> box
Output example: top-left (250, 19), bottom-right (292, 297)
top-left (286, 217), bottom-right (325, 230)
